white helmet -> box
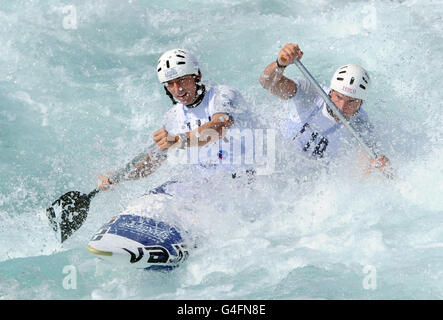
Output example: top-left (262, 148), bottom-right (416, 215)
top-left (157, 49), bottom-right (199, 83)
top-left (330, 64), bottom-right (370, 100)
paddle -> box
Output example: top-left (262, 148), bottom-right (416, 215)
top-left (46, 143), bottom-right (164, 243)
top-left (47, 189), bottom-right (99, 243)
top-left (287, 58), bottom-right (393, 179)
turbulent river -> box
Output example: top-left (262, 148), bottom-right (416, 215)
top-left (0, 0), bottom-right (442, 299)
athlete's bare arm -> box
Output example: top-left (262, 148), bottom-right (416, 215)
top-left (153, 112), bottom-right (233, 151)
top-left (259, 43), bottom-right (303, 100)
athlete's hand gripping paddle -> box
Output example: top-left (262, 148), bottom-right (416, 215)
top-left (46, 143), bottom-right (164, 243)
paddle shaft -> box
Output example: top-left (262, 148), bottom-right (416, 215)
top-left (72, 145), bottom-right (160, 205)
top-left (51, 142), bottom-right (164, 242)
top-left (89, 142), bottom-right (164, 198)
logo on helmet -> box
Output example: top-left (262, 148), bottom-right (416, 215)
top-left (342, 86), bottom-right (356, 94)
top-left (165, 68), bottom-right (178, 79)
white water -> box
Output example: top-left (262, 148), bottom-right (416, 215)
top-left (0, 0), bottom-right (442, 299)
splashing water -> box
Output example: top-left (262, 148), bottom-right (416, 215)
top-left (0, 0), bottom-right (442, 299)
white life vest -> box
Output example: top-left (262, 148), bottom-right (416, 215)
top-left (162, 84), bottom-right (256, 169)
top-left (281, 77), bottom-right (376, 159)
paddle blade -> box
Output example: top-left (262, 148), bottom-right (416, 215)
top-left (46, 190), bottom-right (96, 242)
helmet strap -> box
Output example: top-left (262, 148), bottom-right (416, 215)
top-left (327, 93), bottom-right (363, 121)
top-left (185, 83), bottom-right (206, 108)
top-left (164, 85), bottom-right (178, 105)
